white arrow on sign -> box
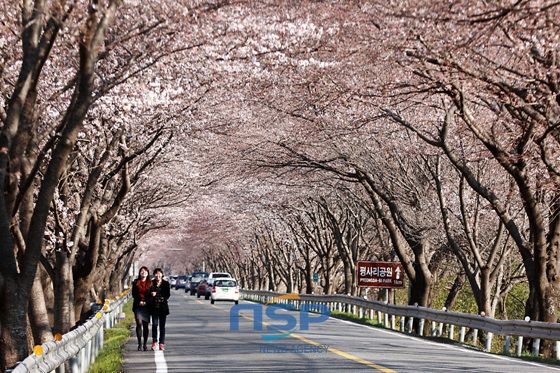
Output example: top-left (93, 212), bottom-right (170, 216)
top-left (395, 267), bottom-right (401, 280)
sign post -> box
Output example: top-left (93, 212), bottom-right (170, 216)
top-left (313, 273), bottom-right (318, 294)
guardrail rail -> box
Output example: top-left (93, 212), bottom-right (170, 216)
top-left (240, 289), bottom-right (560, 359)
top-left (6, 290), bottom-right (130, 373)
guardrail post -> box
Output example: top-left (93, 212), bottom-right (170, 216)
top-left (86, 339), bottom-right (93, 372)
top-left (400, 316), bottom-right (405, 332)
top-left (418, 319), bottom-right (424, 336)
top-left (384, 313), bottom-right (389, 328)
top-left (437, 322), bottom-right (443, 337)
top-left (448, 324), bottom-right (454, 340)
top-left (555, 341), bottom-right (560, 360)
top-left (358, 306), bottom-right (363, 318)
top-left (532, 339), bottom-right (540, 357)
top-left (69, 356), bottom-right (79, 372)
top-left (391, 315), bottom-right (396, 330)
top-left (485, 332), bottom-right (493, 352)
top-left (515, 336), bottom-right (523, 356)
top-left (473, 329), bottom-right (478, 344)
top-left (99, 323), bottom-right (104, 355)
top-left (459, 326), bottom-right (465, 343)
top-left (430, 321), bottom-right (436, 336)
top-left (78, 344), bottom-right (85, 373)
top-left (407, 317), bottom-right (413, 333)
top-left (376, 311), bottom-right (382, 324)
top-left (503, 336), bottom-right (510, 355)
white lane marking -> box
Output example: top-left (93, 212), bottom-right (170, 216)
top-left (154, 350), bottom-right (167, 373)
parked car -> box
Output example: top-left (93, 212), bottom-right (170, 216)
top-left (189, 271), bottom-right (209, 295)
top-left (175, 275), bottom-right (188, 289)
top-left (210, 278), bottom-right (239, 304)
top-left (197, 279), bottom-right (210, 299)
top-left (204, 272), bottom-right (232, 298)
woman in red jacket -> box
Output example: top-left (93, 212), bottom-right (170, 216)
top-left (132, 266), bottom-right (152, 351)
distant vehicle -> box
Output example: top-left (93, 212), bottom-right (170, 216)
top-left (211, 278), bottom-right (239, 304)
top-left (175, 275), bottom-right (188, 289)
top-left (169, 275), bottom-right (178, 288)
top-left (205, 272), bottom-right (232, 298)
top-left (192, 271), bottom-right (209, 279)
top-left (184, 275), bottom-right (192, 292)
top-left (189, 271), bottom-right (209, 295)
top-left (197, 279), bottom-right (210, 300)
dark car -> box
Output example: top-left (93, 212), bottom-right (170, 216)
top-left (189, 271), bottom-right (209, 295)
top-left (197, 279), bottom-right (210, 299)
top-left (192, 271), bottom-right (209, 279)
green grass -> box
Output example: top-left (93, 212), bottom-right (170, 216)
top-left (87, 297), bottom-right (134, 373)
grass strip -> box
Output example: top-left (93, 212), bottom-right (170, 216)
top-left (87, 297), bottom-right (134, 373)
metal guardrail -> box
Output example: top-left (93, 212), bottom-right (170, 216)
top-left (240, 289), bottom-right (560, 358)
top-left (7, 290), bottom-right (131, 373)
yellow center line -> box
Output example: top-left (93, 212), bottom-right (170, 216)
top-left (291, 333), bottom-right (397, 372)
top-left (180, 292), bottom-right (207, 305)
top-left (179, 293), bottom-right (397, 372)
top-left (224, 302), bottom-right (396, 372)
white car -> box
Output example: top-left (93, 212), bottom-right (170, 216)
top-left (210, 278), bottom-right (239, 304)
top-left (169, 275), bottom-right (177, 288)
top-left (204, 272), bottom-right (232, 298)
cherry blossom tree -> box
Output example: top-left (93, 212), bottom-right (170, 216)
top-left (0, 0), bottom-right (231, 368)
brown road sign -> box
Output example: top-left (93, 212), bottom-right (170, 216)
top-left (357, 261), bottom-right (405, 288)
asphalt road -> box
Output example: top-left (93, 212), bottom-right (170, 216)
top-left (122, 290), bottom-right (560, 372)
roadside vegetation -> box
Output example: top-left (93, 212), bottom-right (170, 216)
top-left (87, 300), bottom-right (134, 373)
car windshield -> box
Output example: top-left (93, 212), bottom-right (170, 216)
top-left (216, 280), bottom-right (236, 287)
top-left (213, 273), bottom-right (230, 278)
top-left (192, 272), bottom-right (209, 277)
top-left (191, 277), bottom-right (203, 282)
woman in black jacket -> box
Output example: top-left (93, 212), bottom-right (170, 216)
top-left (150, 268), bottom-right (171, 350)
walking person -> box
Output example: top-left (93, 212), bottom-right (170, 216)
top-left (132, 266), bottom-right (152, 351)
top-left (150, 268), bottom-right (170, 351)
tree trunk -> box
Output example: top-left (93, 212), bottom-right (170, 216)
top-left (443, 273), bottom-right (466, 311)
top-left (28, 270), bottom-right (53, 345)
top-left (53, 251), bottom-right (72, 335)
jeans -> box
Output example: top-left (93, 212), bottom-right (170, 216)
top-left (152, 310), bottom-right (167, 344)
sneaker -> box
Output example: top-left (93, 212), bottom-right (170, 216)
top-left (152, 342), bottom-right (158, 351)
top-left (159, 344), bottom-right (165, 351)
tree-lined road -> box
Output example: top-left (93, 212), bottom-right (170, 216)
top-left (122, 291), bottom-right (560, 372)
